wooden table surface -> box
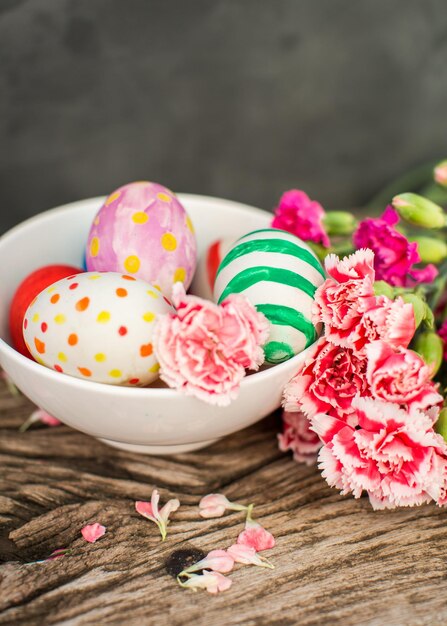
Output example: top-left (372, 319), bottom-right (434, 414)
top-left (1, 379), bottom-right (447, 626)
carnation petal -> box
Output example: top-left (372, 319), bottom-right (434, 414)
top-left (324, 249), bottom-right (375, 283)
top-left (81, 523), bottom-right (106, 543)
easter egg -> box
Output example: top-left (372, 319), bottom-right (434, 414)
top-left (213, 229), bottom-right (325, 364)
top-left (9, 264), bottom-right (83, 358)
top-left (190, 238), bottom-right (234, 300)
top-left (86, 182), bottom-right (197, 297)
top-left (22, 272), bottom-right (173, 386)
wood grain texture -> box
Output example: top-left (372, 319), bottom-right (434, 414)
top-left (1, 379), bottom-right (447, 626)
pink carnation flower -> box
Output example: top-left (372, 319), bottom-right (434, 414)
top-left (353, 206), bottom-right (438, 287)
top-left (351, 295), bottom-right (415, 353)
top-left (313, 249), bottom-right (376, 347)
top-left (271, 189), bottom-right (330, 247)
top-left (283, 337), bottom-right (369, 423)
top-left (311, 396), bottom-right (447, 509)
top-left (153, 283), bottom-right (269, 406)
top-left (366, 341), bottom-right (443, 411)
top-left (278, 410), bottom-right (321, 465)
top-left (313, 249), bottom-right (415, 352)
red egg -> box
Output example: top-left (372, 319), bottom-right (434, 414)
top-left (10, 265), bottom-right (83, 358)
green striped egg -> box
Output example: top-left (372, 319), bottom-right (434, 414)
top-left (213, 228), bottom-right (325, 364)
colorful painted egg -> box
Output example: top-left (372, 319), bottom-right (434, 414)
top-left (190, 238), bottom-right (234, 300)
top-left (85, 182), bottom-right (197, 297)
top-left (23, 272), bottom-right (173, 386)
top-left (213, 228), bottom-right (325, 364)
top-left (9, 264), bottom-right (83, 358)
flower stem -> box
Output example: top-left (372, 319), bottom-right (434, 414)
top-left (19, 417), bottom-right (34, 433)
top-left (258, 556), bottom-right (275, 569)
top-left (156, 520), bottom-right (167, 541)
top-left (229, 502), bottom-right (251, 514)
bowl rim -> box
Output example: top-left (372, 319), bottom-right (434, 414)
top-left (0, 193), bottom-right (313, 398)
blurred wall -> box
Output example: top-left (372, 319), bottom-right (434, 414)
top-left (0, 0), bottom-right (446, 232)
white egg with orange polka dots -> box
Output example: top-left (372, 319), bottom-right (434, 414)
top-left (22, 272), bottom-right (174, 386)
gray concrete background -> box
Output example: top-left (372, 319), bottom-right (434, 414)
top-left (0, 0), bottom-right (446, 232)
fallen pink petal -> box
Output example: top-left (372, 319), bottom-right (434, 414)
top-left (135, 500), bottom-right (156, 521)
top-left (178, 570), bottom-right (232, 594)
top-left (46, 548), bottom-right (72, 560)
top-left (19, 408), bottom-right (62, 433)
top-left (159, 498), bottom-right (181, 525)
top-left (237, 506), bottom-right (275, 552)
top-left (180, 549), bottom-right (235, 576)
top-left (25, 548), bottom-right (72, 565)
top-left (135, 489), bottom-right (180, 540)
top-left (227, 544), bottom-right (274, 569)
top-left (199, 493), bottom-right (249, 518)
top-left (81, 523), bottom-right (106, 543)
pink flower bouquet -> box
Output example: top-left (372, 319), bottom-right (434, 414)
top-left (277, 161), bottom-right (447, 509)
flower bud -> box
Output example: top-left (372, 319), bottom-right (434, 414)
top-left (373, 281), bottom-right (395, 299)
top-left (436, 408), bottom-right (447, 442)
top-left (423, 305), bottom-right (434, 329)
top-left (411, 236), bottom-right (447, 264)
top-left (392, 193), bottom-right (446, 229)
top-left (401, 294), bottom-right (429, 329)
top-left (412, 330), bottom-right (443, 376)
top-left (323, 211), bottom-right (357, 236)
top-left (434, 160), bottom-right (447, 188)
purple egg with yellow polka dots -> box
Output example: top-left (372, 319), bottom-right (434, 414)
top-left (86, 182), bottom-right (197, 297)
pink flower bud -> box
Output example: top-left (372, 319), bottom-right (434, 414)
top-left (227, 544), bottom-right (274, 569)
top-left (178, 570), bottom-right (232, 594)
top-left (434, 160), bottom-right (447, 187)
top-left (392, 193), bottom-right (446, 229)
top-left (81, 523), bottom-right (106, 543)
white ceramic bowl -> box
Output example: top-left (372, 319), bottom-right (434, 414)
top-left (0, 195), bottom-right (314, 455)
